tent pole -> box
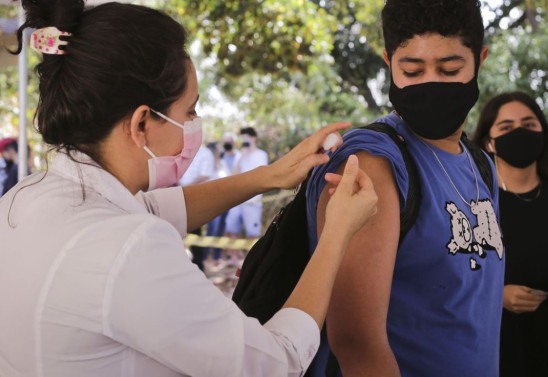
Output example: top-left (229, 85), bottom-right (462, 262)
top-left (17, 3), bottom-right (28, 180)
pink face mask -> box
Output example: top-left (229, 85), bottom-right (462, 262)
top-left (144, 110), bottom-right (202, 191)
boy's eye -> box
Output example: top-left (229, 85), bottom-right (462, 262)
top-left (440, 70), bottom-right (460, 76)
top-left (402, 71), bottom-right (421, 78)
top-left (522, 122), bottom-right (538, 129)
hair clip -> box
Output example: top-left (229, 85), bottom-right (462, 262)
top-left (30, 27), bottom-right (72, 55)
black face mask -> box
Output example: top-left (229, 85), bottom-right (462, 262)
top-left (223, 143), bottom-right (233, 152)
top-left (241, 142), bottom-right (250, 148)
top-left (389, 78), bottom-right (479, 140)
top-left (493, 127), bottom-right (544, 168)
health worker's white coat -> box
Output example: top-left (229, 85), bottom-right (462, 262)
top-left (0, 151), bottom-right (319, 377)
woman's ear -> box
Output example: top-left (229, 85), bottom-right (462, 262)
top-left (486, 140), bottom-right (495, 153)
top-left (128, 105), bottom-right (152, 148)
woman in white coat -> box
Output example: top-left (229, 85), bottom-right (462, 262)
top-left (0, 1), bottom-right (378, 376)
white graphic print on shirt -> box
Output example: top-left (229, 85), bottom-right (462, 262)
top-left (445, 199), bottom-right (503, 271)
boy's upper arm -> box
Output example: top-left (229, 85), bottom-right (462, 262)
top-left (317, 151), bottom-right (401, 373)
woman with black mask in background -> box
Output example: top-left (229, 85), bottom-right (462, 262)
top-left (473, 91), bottom-right (548, 377)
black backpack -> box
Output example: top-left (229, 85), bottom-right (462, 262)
top-left (231, 122), bottom-right (493, 375)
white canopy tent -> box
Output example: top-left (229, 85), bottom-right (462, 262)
top-left (0, 0), bottom-right (157, 180)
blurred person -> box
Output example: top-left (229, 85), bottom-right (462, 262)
top-left (224, 127), bottom-right (269, 265)
top-left (0, 137), bottom-right (15, 196)
top-left (1, 139), bottom-right (31, 196)
top-left (0, 1), bottom-right (378, 376)
top-left (216, 131), bottom-right (242, 266)
top-left (204, 141), bottom-right (231, 269)
top-left (221, 131), bottom-right (240, 173)
top-left (472, 91), bottom-right (548, 377)
top-left (0, 137), bottom-right (17, 195)
top-left (179, 143), bottom-right (215, 271)
top-left (305, 1), bottom-right (504, 376)
top-left (0, 159), bottom-right (4, 195)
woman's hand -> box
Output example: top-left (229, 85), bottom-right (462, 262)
top-left (503, 284), bottom-right (548, 313)
top-left (323, 154), bottom-right (378, 241)
top-left (266, 122), bottom-right (350, 189)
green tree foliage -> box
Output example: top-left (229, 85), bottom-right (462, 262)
top-left (312, 0), bottom-right (386, 113)
top-left (166, 0), bottom-right (336, 77)
top-left (476, 21), bottom-right (547, 114)
top-left (0, 1), bottom-right (546, 165)
top-left (163, 0), bottom-right (381, 153)
top-left (467, 0), bottom-right (547, 131)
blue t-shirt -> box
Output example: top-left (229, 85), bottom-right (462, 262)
top-left (306, 113), bottom-right (505, 377)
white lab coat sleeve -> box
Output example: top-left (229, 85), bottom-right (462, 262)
top-left (103, 217), bottom-right (319, 377)
top-left (242, 308), bottom-right (320, 376)
top-left (134, 187), bottom-right (187, 237)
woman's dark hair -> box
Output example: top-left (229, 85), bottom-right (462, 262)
top-left (472, 91), bottom-right (548, 179)
top-left (14, 0), bottom-right (191, 163)
top-left (381, 0), bottom-right (484, 65)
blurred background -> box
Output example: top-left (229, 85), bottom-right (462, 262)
top-left (0, 0), bottom-right (546, 220)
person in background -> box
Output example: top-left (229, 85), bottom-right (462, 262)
top-left (1, 139), bottom-right (27, 196)
top-left (305, 0), bottom-right (504, 376)
top-left (179, 143), bottom-right (216, 271)
top-left (472, 91), bottom-right (548, 377)
top-left (0, 158), bottom-right (4, 196)
top-left (204, 141), bottom-right (231, 269)
top-left (221, 131), bottom-right (240, 173)
top-left (0, 137), bottom-right (15, 196)
top-left (224, 127), bottom-right (269, 265)
top-left (0, 1), bottom-right (378, 376)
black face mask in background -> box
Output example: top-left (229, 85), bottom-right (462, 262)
top-left (389, 77), bottom-right (480, 140)
top-left (493, 127), bottom-right (545, 168)
top-left (223, 143), bottom-right (233, 152)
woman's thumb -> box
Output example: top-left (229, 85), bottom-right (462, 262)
top-left (340, 155), bottom-right (359, 193)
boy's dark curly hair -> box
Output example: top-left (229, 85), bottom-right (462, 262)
top-left (382, 0), bottom-right (484, 64)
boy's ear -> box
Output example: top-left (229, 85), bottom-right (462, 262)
top-left (478, 46), bottom-right (489, 68)
top-left (382, 49), bottom-right (390, 67)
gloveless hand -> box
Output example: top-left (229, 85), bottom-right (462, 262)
top-left (323, 154), bottom-right (378, 240)
top-left (503, 284), bottom-right (547, 313)
top-left (266, 122), bottom-right (350, 190)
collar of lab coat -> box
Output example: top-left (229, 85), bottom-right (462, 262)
top-left (50, 150), bottom-right (148, 215)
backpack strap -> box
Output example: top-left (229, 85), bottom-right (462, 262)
top-left (359, 122), bottom-right (421, 243)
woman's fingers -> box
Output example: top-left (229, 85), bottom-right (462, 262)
top-left (304, 122), bottom-right (350, 153)
top-left (325, 156), bottom-right (374, 194)
top-left (267, 122), bottom-right (351, 190)
top-left (323, 154), bottom-right (378, 238)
